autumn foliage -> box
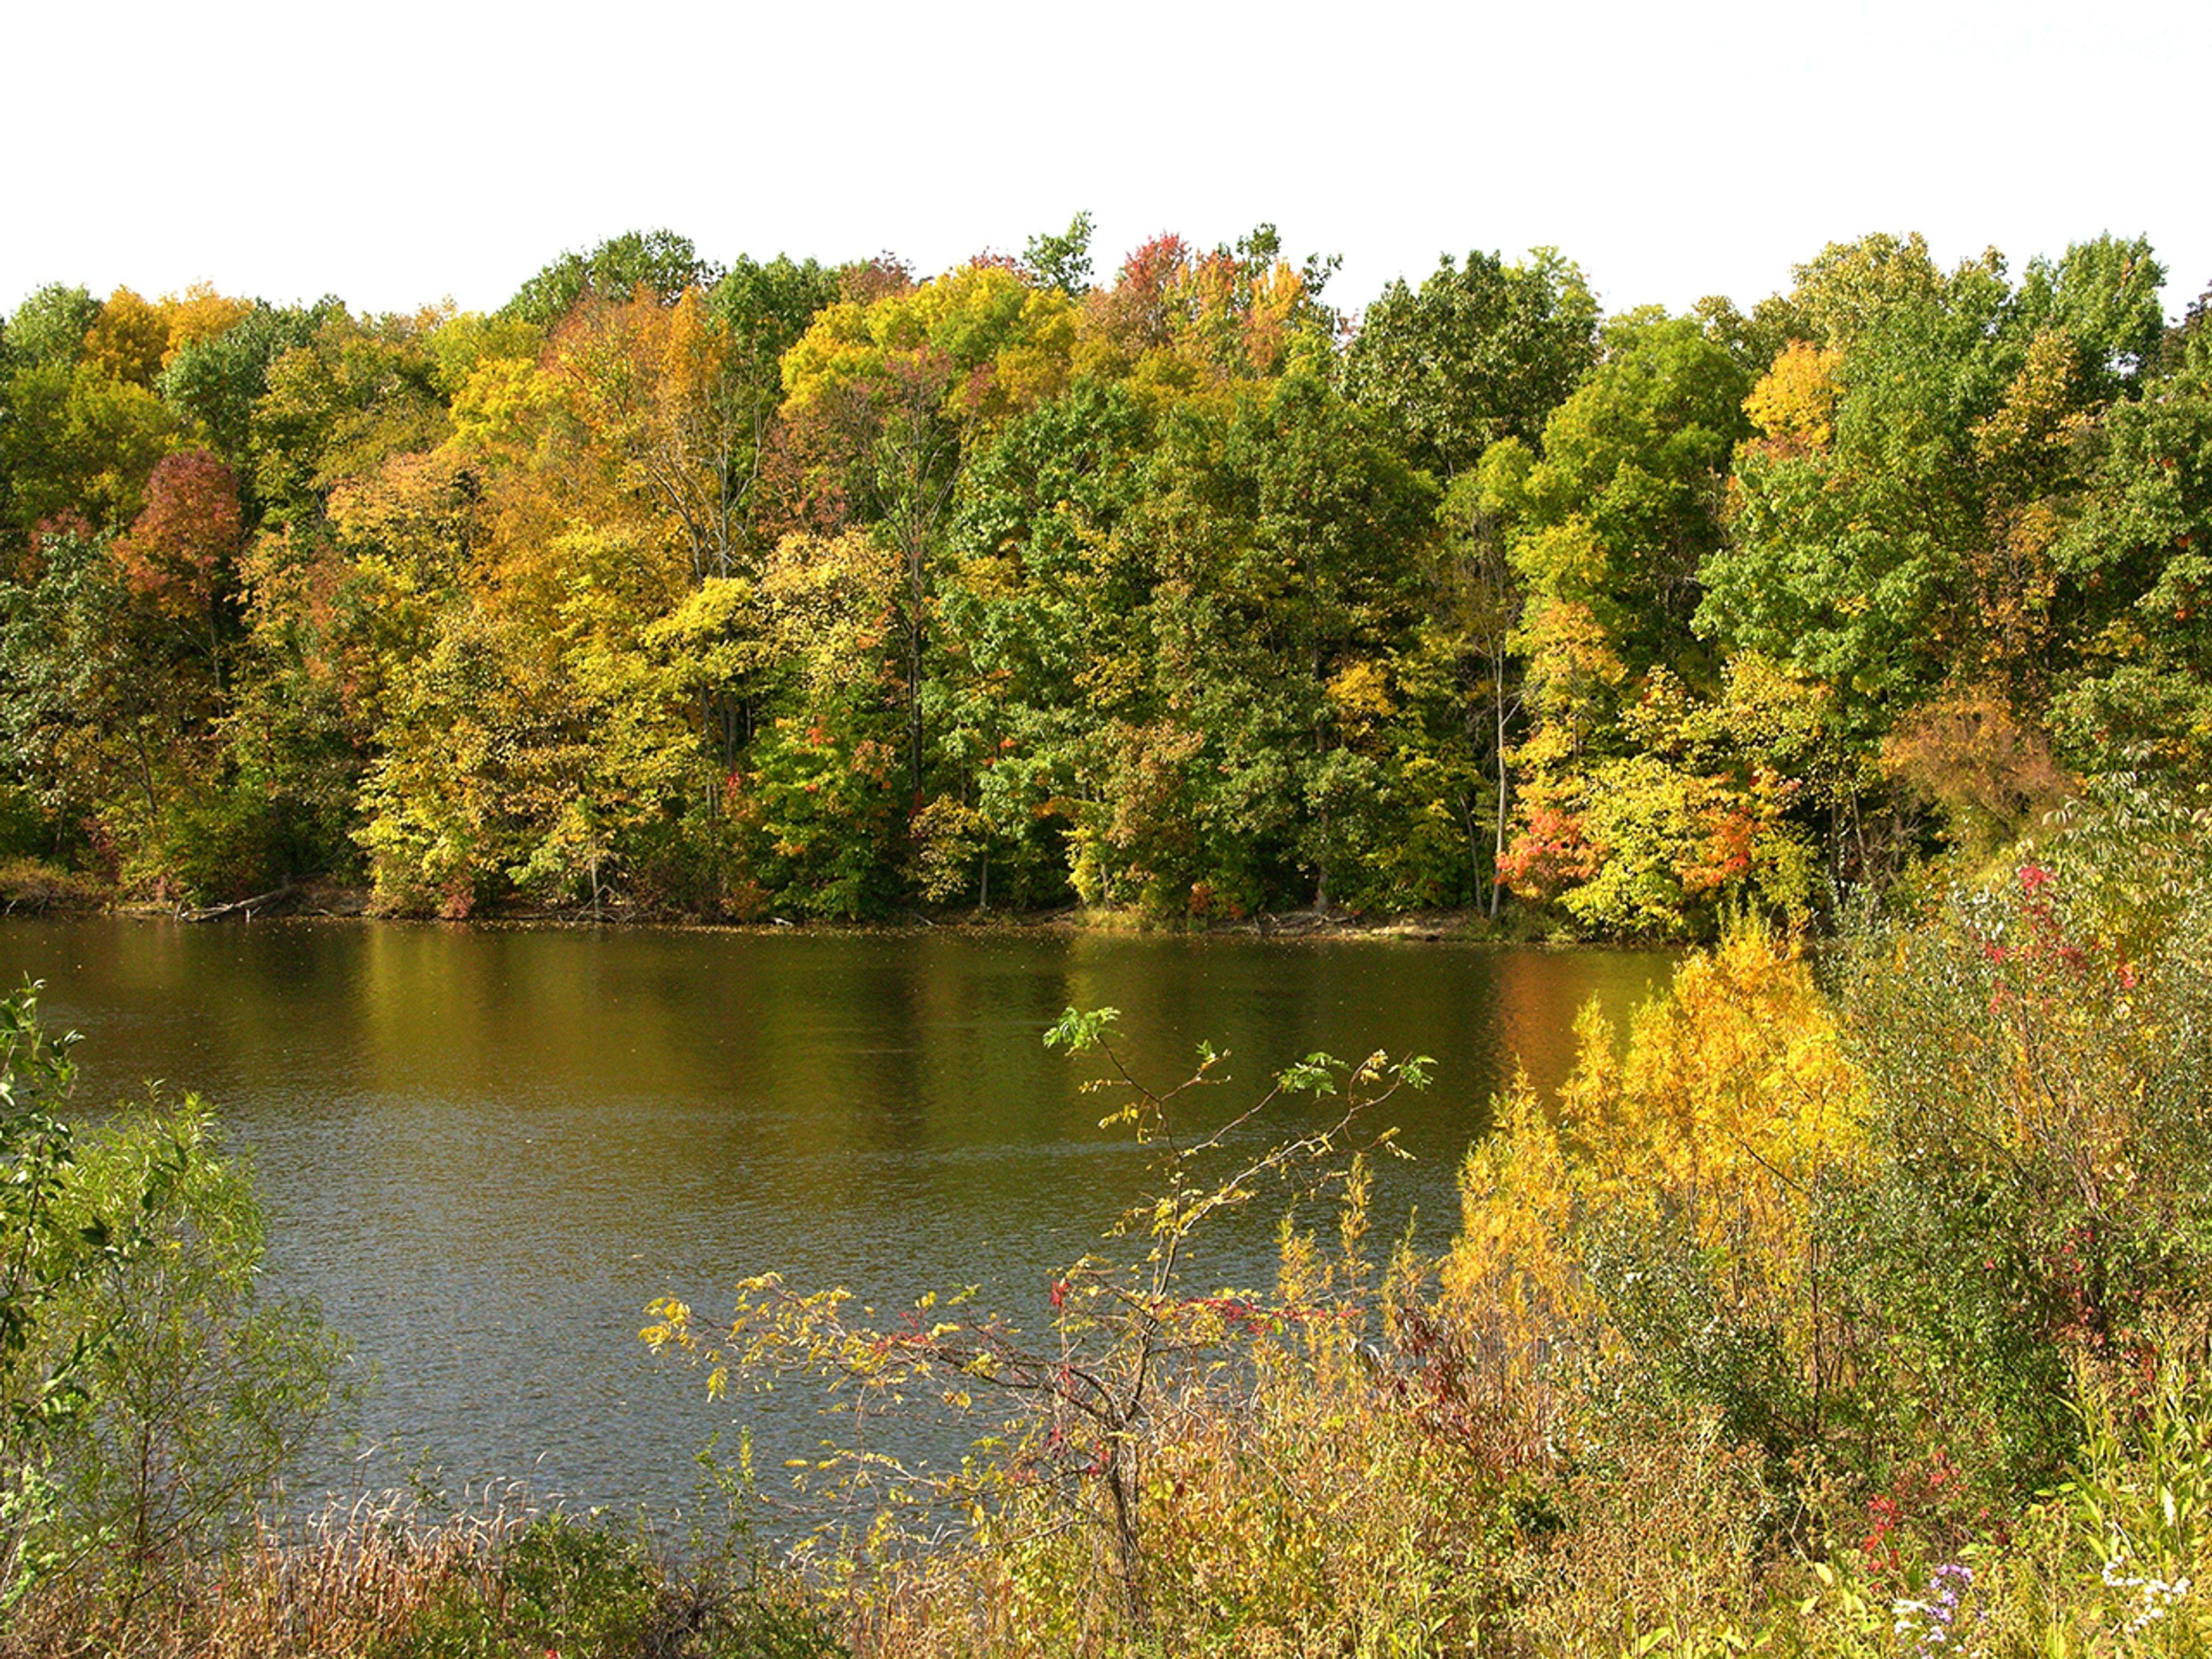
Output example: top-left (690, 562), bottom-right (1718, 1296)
top-left (112, 448), bottom-right (240, 621)
top-left (2, 226), bottom-right (2207, 918)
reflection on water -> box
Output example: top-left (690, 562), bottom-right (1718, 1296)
top-left (0, 917), bottom-right (1666, 1515)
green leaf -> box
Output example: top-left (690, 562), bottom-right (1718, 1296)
top-left (1044, 1005), bottom-right (1119, 1054)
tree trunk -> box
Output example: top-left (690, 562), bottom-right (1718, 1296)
top-left (907, 539), bottom-right (927, 805)
top-left (1490, 657), bottom-right (1510, 920)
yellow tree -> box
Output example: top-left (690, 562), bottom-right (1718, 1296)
top-left (549, 286), bottom-right (764, 586)
top-left (81, 289), bottom-right (171, 387)
top-left (781, 261), bottom-right (1078, 801)
top-left (1448, 922), bottom-right (1871, 1465)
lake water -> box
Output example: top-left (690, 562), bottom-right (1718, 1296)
top-left (0, 916), bottom-right (1667, 1520)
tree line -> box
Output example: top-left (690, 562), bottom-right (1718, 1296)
top-left (2, 221), bottom-right (2205, 931)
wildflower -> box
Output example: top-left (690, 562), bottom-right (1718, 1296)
top-left (1895, 1563), bottom-right (1975, 1659)
top-left (2101, 1543), bottom-right (2192, 1631)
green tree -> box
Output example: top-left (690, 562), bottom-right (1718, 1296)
top-left (0, 358), bottom-right (177, 545)
top-left (158, 298), bottom-right (343, 487)
top-left (936, 376), bottom-right (1157, 908)
top-left (2046, 297), bottom-right (2212, 783)
top-left (1, 981), bottom-right (94, 1610)
top-left (0, 286), bottom-right (102, 374)
top-left (0, 521), bottom-right (234, 889)
top-left (1, 984), bottom-right (350, 1613)
top-left (1515, 308), bottom-right (1751, 675)
top-left (502, 228), bottom-right (721, 331)
top-left (782, 260), bottom-right (1079, 802)
top-left (1702, 232), bottom-right (2171, 859)
top-left (722, 529), bottom-right (907, 917)
top-left (1080, 370), bottom-right (1435, 914)
top-left (1240, 370), bottom-right (1437, 908)
top-left (40, 1107), bottom-right (353, 1607)
top-left (1341, 248), bottom-right (1599, 479)
top-left (1479, 310), bottom-right (1755, 930)
top-left (1024, 211), bottom-right (1097, 296)
top-left (247, 304), bottom-right (452, 530)
top-left (1428, 468), bottom-right (1528, 915)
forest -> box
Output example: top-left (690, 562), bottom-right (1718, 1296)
top-left (1, 221), bottom-right (2207, 933)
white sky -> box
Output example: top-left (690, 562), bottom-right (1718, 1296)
top-left (6, 0), bottom-right (2206, 327)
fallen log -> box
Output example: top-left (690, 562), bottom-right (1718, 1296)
top-left (177, 883), bottom-right (298, 923)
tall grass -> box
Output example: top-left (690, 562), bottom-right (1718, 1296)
top-left (657, 793), bottom-right (2212, 1657)
top-left (2, 1486), bottom-right (527, 1658)
top-left (3, 1480), bottom-right (840, 1659)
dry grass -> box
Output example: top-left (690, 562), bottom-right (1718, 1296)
top-left (1, 1485), bottom-right (528, 1659)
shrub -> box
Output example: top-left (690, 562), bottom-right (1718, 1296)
top-left (37, 1104), bottom-right (355, 1606)
top-left (1446, 918), bottom-right (1872, 1497)
top-left (1423, 784), bottom-right (2212, 1650)
top-left (0, 857), bottom-right (105, 912)
top-left (1828, 786), bottom-right (2212, 1509)
top-left (0, 982), bottom-right (354, 1623)
top-left (1, 980), bottom-right (93, 1613)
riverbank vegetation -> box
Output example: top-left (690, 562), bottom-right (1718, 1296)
top-left (638, 788), bottom-right (2212, 1655)
top-left (4, 790), bottom-right (2207, 1653)
top-left (3, 226), bottom-right (2207, 934)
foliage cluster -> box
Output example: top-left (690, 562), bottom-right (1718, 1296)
top-left (6, 228), bottom-right (2205, 929)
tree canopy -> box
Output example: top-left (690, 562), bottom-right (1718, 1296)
top-left (3, 225), bottom-right (2206, 933)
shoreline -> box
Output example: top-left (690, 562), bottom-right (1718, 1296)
top-left (2, 876), bottom-right (1585, 946)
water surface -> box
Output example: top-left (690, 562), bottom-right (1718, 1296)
top-left (0, 917), bottom-right (1666, 1516)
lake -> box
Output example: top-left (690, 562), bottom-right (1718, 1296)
top-left (0, 915), bottom-right (1667, 1521)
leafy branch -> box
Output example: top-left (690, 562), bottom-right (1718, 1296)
top-left (645, 1006), bottom-right (1427, 1635)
